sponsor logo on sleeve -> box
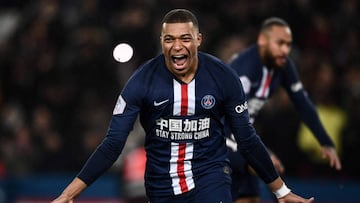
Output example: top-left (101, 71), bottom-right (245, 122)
top-left (113, 95), bottom-right (126, 115)
top-left (291, 82), bottom-right (303, 92)
top-left (235, 101), bottom-right (248, 114)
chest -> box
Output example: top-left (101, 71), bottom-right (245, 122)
top-left (249, 68), bottom-right (282, 99)
top-left (144, 77), bottom-right (224, 118)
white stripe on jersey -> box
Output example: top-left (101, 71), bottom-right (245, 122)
top-left (173, 79), bottom-right (195, 115)
top-left (173, 80), bottom-right (182, 116)
top-left (170, 79), bottom-right (196, 195)
top-left (187, 80), bottom-right (195, 115)
top-left (169, 142), bottom-right (194, 195)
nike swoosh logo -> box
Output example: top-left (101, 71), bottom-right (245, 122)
top-left (154, 99), bottom-right (169, 106)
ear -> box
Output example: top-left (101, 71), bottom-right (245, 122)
top-left (257, 33), bottom-right (266, 47)
top-left (196, 33), bottom-right (203, 46)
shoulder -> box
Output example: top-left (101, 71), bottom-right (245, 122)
top-left (229, 45), bottom-right (262, 72)
top-left (128, 54), bottom-right (165, 81)
top-left (198, 52), bottom-right (242, 92)
top-left (283, 57), bottom-right (299, 76)
top-left (228, 45), bottom-right (263, 80)
top-left (121, 54), bottom-right (165, 94)
top-left (198, 52), bottom-right (236, 76)
top-left (121, 55), bottom-right (166, 103)
top-left (135, 54), bottom-right (164, 74)
top-left (285, 57), bottom-right (297, 70)
top-left (229, 45), bottom-right (259, 65)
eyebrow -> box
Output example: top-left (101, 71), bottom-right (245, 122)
top-left (163, 33), bottom-right (193, 38)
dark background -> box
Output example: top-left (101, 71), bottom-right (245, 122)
top-left (0, 0), bottom-right (359, 202)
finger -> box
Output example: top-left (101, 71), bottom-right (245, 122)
top-left (327, 152), bottom-right (342, 170)
top-left (329, 157), bottom-right (335, 168)
top-left (307, 197), bottom-right (315, 202)
top-left (334, 157), bottom-right (342, 170)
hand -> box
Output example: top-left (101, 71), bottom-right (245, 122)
top-left (278, 192), bottom-right (315, 203)
top-left (321, 146), bottom-right (342, 170)
top-left (51, 177), bottom-right (87, 203)
top-left (51, 194), bottom-right (73, 203)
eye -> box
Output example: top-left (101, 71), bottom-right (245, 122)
top-left (164, 37), bottom-right (174, 43)
top-left (182, 37), bottom-right (192, 42)
top-left (277, 39), bottom-right (292, 47)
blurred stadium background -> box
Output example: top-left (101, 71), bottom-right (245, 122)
top-left (0, 0), bottom-right (359, 202)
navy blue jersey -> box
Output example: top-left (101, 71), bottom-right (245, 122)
top-left (77, 52), bottom-right (278, 198)
top-left (228, 45), bottom-right (334, 146)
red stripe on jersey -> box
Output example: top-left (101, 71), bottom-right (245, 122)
top-left (177, 143), bottom-right (188, 192)
top-left (260, 72), bottom-right (272, 97)
top-left (178, 84), bottom-right (189, 192)
top-left (181, 84), bottom-right (188, 116)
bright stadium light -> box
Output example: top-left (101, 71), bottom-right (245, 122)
top-left (113, 43), bottom-right (134, 63)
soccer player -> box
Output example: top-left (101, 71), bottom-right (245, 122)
top-left (226, 17), bottom-right (341, 203)
top-left (51, 9), bottom-right (314, 203)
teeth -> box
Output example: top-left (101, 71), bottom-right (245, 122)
top-left (171, 55), bottom-right (187, 66)
top-left (172, 55), bottom-right (187, 65)
top-left (173, 55), bottom-right (185, 59)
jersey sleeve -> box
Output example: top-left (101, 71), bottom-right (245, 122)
top-left (223, 67), bottom-right (279, 183)
top-left (77, 70), bottom-right (144, 186)
top-left (282, 60), bottom-right (334, 146)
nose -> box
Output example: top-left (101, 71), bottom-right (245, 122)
top-left (281, 44), bottom-right (291, 55)
top-left (173, 39), bottom-right (183, 51)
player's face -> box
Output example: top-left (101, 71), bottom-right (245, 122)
top-left (161, 22), bottom-right (202, 83)
top-left (260, 26), bottom-right (292, 69)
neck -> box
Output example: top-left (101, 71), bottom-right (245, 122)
top-left (169, 60), bottom-right (198, 84)
top-left (177, 72), bottom-right (195, 83)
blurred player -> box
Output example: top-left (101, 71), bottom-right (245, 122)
top-left (51, 10), bottom-right (314, 203)
top-left (226, 17), bottom-right (341, 203)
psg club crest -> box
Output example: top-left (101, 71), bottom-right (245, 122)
top-left (201, 95), bottom-right (216, 109)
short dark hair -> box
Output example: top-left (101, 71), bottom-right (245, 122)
top-left (161, 9), bottom-right (199, 30)
top-left (260, 17), bottom-right (289, 32)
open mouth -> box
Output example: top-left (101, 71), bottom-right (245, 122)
top-left (172, 55), bottom-right (188, 69)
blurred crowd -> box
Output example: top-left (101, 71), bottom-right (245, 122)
top-left (0, 0), bottom-right (359, 182)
